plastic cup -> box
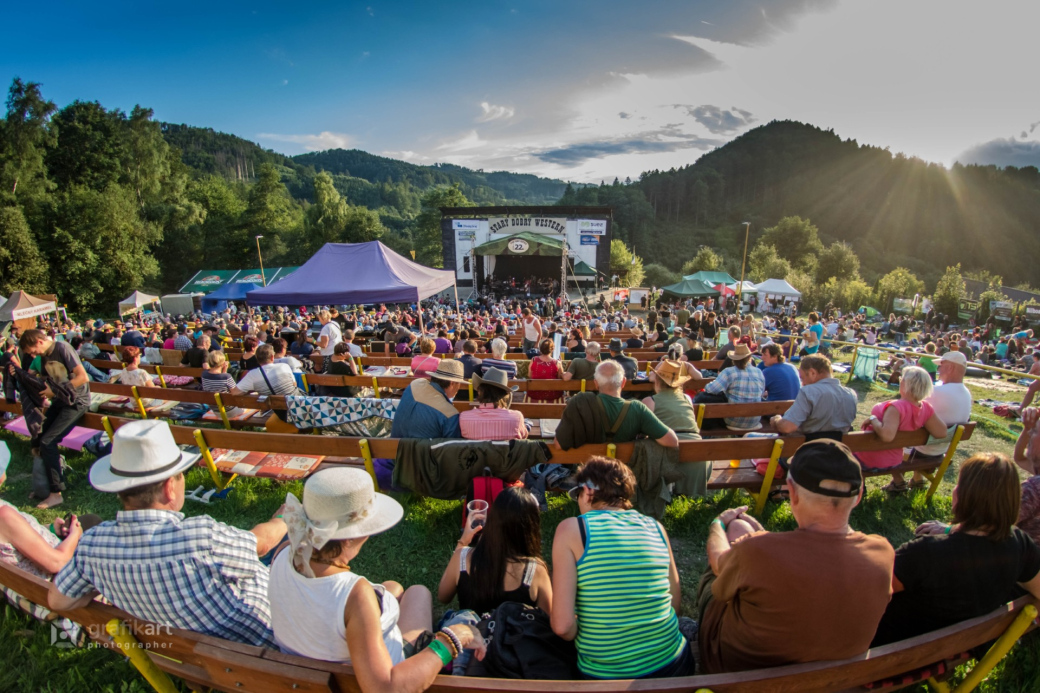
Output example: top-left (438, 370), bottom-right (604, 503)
top-left (467, 499), bottom-right (489, 528)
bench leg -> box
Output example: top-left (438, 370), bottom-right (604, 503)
top-left (359, 438), bottom-right (379, 491)
top-left (213, 393), bottom-right (232, 430)
top-left (951, 604), bottom-right (1038, 693)
top-left (753, 439), bottom-right (785, 515)
top-left (927, 679), bottom-right (951, 693)
top-left (847, 346), bottom-right (860, 384)
top-left (925, 425), bottom-right (965, 502)
top-left (105, 619), bottom-right (179, 693)
top-left (695, 404), bottom-right (705, 430)
top-left (193, 428), bottom-right (235, 491)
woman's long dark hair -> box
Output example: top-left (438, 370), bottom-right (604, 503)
top-left (467, 487), bottom-right (543, 609)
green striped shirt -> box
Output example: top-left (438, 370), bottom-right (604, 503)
top-left (574, 509), bottom-right (684, 678)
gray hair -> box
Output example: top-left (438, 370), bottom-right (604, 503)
top-left (594, 360), bottom-right (625, 391)
top-left (586, 341), bottom-right (601, 356)
top-left (900, 366), bottom-right (933, 402)
top-left (491, 337), bottom-right (508, 358)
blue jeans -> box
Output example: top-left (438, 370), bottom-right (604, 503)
top-left (436, 609), bottom-right (481, 675)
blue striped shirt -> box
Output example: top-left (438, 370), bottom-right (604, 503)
top-left (55, 509), bottom-right (275, 647)
top-left (574, 509), bottom-right (684, 678)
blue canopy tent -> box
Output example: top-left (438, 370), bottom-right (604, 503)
top-left (200, 282), bottom-right (262, 314)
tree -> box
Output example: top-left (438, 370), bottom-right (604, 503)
top-left (874, 267), bottom-right (925, 314)
top-left (609, 239), bottom-right (645, 287)
top-left (758, 216), bottom-right (823, 271)
top-left (0, 205), bottom-right (47, 294)
top-left (643, 262), bottom-right (679, 288)
top-left (302, 171), bottom-right (383, 256)
top-left (236, 163), bottom-right (300, 263)
top-left (414, 184), bottom-right (473, 267)
top-left (747, 243), bottom-right (791, 283)
top-left (932, 264), bottom-right (965, 317)
top-left (816, 241), bottom-right (860, 283)
top-left (681, 246), bottom-right (723, 276)
top-left (0, 77), bottom-right (56, 200)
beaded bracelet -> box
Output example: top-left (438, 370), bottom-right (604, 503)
top-left (428, 638), bottom-right (453, 666)
top-left (440, 627), bottom-right (464, 657)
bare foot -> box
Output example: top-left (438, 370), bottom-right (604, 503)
top-left (36, 493), bottom-right (64, 510)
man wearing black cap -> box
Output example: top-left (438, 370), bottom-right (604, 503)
top-left (696, 440), bottom-right (894, 674)
top-left (605, 338), bottom-right (638, 380)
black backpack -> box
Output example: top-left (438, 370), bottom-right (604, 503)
top-left (476, 602), bottom-right (579, 680)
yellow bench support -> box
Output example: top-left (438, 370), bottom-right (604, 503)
top-left (846, 346), bottom-right (860, 385)
top-left (101, 415), bottom-right (115, 439)
top-left (580, 379), bottom-right (586, 393)
top-left (607, 443), bottom-right (617, 459)
top-left (928, 604), bottom-right (1039, 693)
top-left (154, 366), bottom-right (167, 388)
top-left (923, 425), bottom-right (965, 502)
top-left (130, 386), bottom-right (148, 419)
top-left (193, 428), bottom-right (235, 490)
top-left (301, 374), bottom-right (309, 393)
top-left (753, 439), bottom-right (786, 515)
top-left (212, 393), bottom-right (232, 430)
top-left (371, 376), bottom-right (380, 399)
top-left (105, 619), bottom-right (179, 693)
top-left (359, 438), bottom-right (378, 491)
top-left (695, 403), bottom-right (706, 430)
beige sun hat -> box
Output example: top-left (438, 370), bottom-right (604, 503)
top-left (731, 343), bottom-right (753, 361)
top-left (653, 359), bottom-right (692, 388)
top-left (429, 359), bottom-right (470, 384)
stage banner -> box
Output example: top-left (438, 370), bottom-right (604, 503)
top-left (957, 299), bottom-right (978, 320)
top-left (580, 235), bottom-right (599, 245)
top-left (452, 219), bottom-right (480, 231)
top-left (1025, 305), bottom-right (1040, 318)
top-left (990, 300), bottom-right (1013, 322)
top-left (576, 219), bottom-right (607, 235)
top-left (457, 229), bottom-right (476, 240)
top-left (892, 298), bottom-right (914, 314)
top-left (489, 217), bottom-right (567, 234)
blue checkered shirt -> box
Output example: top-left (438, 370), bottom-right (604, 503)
top-left (173, 335), bottom-right (195, 351)
top-left (55, 510), bottom-right (275, 647)
top-left (705, 364), bottom-right (766, 429)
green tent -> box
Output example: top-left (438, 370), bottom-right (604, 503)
top-left (180, 269), bottom-right (241, 294)
top-left (572, 260), bottom-right (597, 276)
top-left (474, 232), bottom-right (566, 256)
top-left (661, 278), bottom-right (720, 299)
top-left (683, 270), bottom-right (738, 285)
top-left (859, 306), bottom-right (881, 318)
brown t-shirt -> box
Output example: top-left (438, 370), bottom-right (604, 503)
top-left (699, 528), bottom-right (894, 674)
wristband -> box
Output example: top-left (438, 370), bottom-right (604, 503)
top-left (712, 518), bottom-right (726, 531)
top-left (440, 627), bottom-right (464, 657)
top-left (944, 524), bottom-right (952, 535)
top-left (428, 637), bottom-right (453, 666)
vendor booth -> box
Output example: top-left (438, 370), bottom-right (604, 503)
top-left (118, 291), bottom-right (161, 316)
top-left (0, 291), bottom-right (58, 330)
top-left (755, 278), bottom-right (802, 315)
top-left (661, 278), bottom-right (720, 300)
top-left (683, 270), bottom-right (738, 285)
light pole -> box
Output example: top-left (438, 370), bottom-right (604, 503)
top-left (255, 235), bottom-right (267, 286)
top-left (738, 221), bottom-right (751, 305)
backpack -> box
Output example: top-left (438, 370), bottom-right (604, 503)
top-left (463, 468), bottom-right (522, 527)
top-left (476, 602), bottom-right (579, 680)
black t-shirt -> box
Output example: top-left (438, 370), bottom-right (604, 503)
top-left (685, 347), bottom-right (704, 362)
top-left (607, 353), bottom-right (638, 380)
top-left (322, 359), bottom-right (359, 397)
top-left (872, 528), bottom-right (1040, 646)
top-left (182, 347), bottom-right (208, 368)
top-left (701, 321), bottom-right (717, 339)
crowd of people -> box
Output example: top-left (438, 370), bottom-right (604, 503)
top-left (1, 290), bottom-right (1039, 689)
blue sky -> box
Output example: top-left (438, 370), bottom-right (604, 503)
top-left (3, 0), bottom-right (1038, 182)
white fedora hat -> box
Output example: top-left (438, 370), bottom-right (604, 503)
top-left (89, 420), bottom-right (200, 493)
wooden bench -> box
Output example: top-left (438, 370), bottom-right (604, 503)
top-left (0, 559), bottom-right (1032, 693)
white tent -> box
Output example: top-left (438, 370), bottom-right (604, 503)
top-left (118, 290), bottom-right (161, 315)
top-left (0, 291), bottom-right (57, 321)
top-left (730, 281), bottom-right (758, 294)
top-left (754, 278), bottom-right (801, 297)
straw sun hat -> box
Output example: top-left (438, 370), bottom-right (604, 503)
top-left (284, 467), bottom-right (404, 577)
top-left (653, 359), bottom-right (692, 388)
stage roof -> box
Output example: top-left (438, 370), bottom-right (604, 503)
top-left (473, 232), bottom-right (567, 256)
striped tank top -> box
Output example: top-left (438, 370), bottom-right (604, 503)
top-left (575, 509), bottom-right (685, 679)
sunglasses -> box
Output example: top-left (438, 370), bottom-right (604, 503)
top-left (567, 481), bottom-right (600, 501)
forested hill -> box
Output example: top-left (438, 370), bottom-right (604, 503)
top-left (161, 123), bottom-right (568, 207)
top-left (565, 120), bottom-right (1040, 288)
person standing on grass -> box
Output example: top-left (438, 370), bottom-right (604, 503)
top-left (14, 329), bottom-right (91, 510)
top-left (49, 420), bottom-right (286, 647)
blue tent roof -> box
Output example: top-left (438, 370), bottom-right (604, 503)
top-left (200, 282), bottom-right (262, 313)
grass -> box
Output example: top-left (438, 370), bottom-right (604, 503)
top-left (1, 368), bottom-right (1039, 691)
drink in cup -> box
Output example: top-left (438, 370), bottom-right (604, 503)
top-left (467, 499), bottom-right (489, 528)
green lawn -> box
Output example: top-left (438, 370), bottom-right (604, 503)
top-left (1, 372), bottom-right (1039, 692)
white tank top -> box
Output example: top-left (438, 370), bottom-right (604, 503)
top-left (269, 550), bottom-right (404, 664)
top-left (523, 316), bottom-right (540, 341)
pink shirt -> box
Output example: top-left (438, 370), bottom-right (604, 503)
top-left (459, 405), bottom-right (528, 441)
top-left (410, 355), bottom-right (441, 380)
top-left (857, 398), bottom-right (934, 469)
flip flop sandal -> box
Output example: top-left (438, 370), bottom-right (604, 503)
top-left (882, 481), bottom-right (909, 494)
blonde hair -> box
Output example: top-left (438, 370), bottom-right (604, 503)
top-left (206, 350), bottom-right (226, 368)
top-left (900, 366), bottom-right (933, 402)
top-left (419, 336), bottom-right (436, 355)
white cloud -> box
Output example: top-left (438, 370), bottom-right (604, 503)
top-left (256, 131), bottom-right (353, 151)
top-left (476, 101), bottom-right (515, 122)
top-left (435, 130), bottom-right (486, 153)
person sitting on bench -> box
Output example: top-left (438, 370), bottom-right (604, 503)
top-left (872, 452), bottom-right (1040, 647)
top-left (771, 355), bottom-right (857, 440)
top-left (48, 420), bottom-right (287, 647)
top-left (698, 440), bottom-right (894, 673)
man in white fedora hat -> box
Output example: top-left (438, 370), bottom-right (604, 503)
top-left (48, 419), bottom-right (285, 647)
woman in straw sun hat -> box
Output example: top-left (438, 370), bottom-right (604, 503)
top-left (268, 468), bottom-right (484, 689)
top-left (643, 360), bottom-right (706, 496)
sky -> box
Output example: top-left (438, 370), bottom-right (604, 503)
top-left (2, 0), bottom-right (1038, 183)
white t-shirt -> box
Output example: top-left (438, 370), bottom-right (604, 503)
top-left (236, 363), bottom-right (298, 395)
top-left (347, 343), bottom-right (363, 358)
top-left (913, 382), bottom-right (972, 456)
top-left (319, 321), bottom-right (342, 356)
top-left (523, 316), bottom-right (541, 341)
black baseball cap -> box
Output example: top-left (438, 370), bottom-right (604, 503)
top-left (788, 440), bottom-right (862, 498)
